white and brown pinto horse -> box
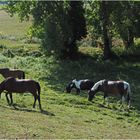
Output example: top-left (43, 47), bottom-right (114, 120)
top-left (65, 79), bottom-right (94, 94)
top-left (0, 68), bottom-right (25, 79)
top-left (0, 77), bottom-right (42, 110)
top-left (88, 80), bottom-right (131, 106)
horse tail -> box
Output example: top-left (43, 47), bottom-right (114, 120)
top-left (37, 82), bottom-right (41, 97)
top-left (126, 82), bottom-right (131, 105)
top-left (126, 83), bottom-right (131, 95)
top-left (36, 82), bottom-right (42, 110)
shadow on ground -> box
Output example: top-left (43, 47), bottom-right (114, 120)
top-left (40, 54), bottom-right (140, 111)
top-left (0, 103), bottom-right (55, 116)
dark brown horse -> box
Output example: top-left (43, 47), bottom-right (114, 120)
top-left (88, 80), bottom-right (131, 106)
top-left (0, 77), bottom-right (42, 110)
top-left (0, 68), bottom-right (25, 79)
top-left (65, 79), bottom-right (94, 94)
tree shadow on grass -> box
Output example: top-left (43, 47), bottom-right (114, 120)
top-left (41, 55), bottom-right (119, 91)
top-left (41, 53), bottom-right (140, 112)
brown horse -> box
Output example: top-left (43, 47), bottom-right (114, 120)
top-left (0, 77), bottom-right (42, 110)
top-left (88, 79), bottom-right (132, 106)
top-left (0, 68), bottom-right (25, 79)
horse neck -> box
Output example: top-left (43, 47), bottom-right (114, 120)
top-left (98, 84), bottom-right (106, 92)
top-left (92, 84), bottom-right (104, 93)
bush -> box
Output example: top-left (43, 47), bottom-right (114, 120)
top-left (2, 49), bottom-right (15, 58)
top-left (42, 17), bottom-right (64, 57)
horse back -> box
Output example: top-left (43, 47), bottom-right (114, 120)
top-left (80, 80), bottom-right (94, 90)
top-left (103, 81), bottom-right (126, 96)
top-left (10, 69), bottom-right (25, 79)
top-left (3, 78), bottom-right (39, 93)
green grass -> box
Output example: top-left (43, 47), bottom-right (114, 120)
top-left (0, 54), bottom-right (140, 139)
top-left (0, 9), bottom-right (140, 139)
top-left (0, 9), bottom-right (31, 37)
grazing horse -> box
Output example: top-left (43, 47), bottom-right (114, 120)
top-left (0, 68), bottom-right (25, 79)
top-left (0, 77), bottom-right (42, 110)
top-left (65, 79), bottom-right (94, 94)
top-left (88, 79), bottom-right (131, 106)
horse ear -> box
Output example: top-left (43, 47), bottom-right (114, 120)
top-left (72, 79), bottom-right (76, 83)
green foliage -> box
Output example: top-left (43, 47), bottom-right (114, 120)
top-left (5, 1), bottom-right (87, 59)
top-left (42, 16), bottom-right (64, 57)
top-left (84, 4), bottom-right (99, 49)
top-left (85, 1), bottom-right (140, 59)
top-left (85, 1), bottom-right (102, 43)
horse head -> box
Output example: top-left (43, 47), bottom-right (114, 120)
top-left (88, 90), bottom-right (95, 101)
top-left (65, 82), bottom-right (75, 93)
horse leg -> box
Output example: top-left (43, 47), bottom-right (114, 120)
top-left (120, 95), bottom-right (126, 109)
top-left (37, 94), bottom-right (42, 111)
top-left (5, 92), bottom-right (10, 105)
top-left (9, 93), bottom-right (13, 105)
top-left (33, 94), bottom-right (37, 108)
top-left (76, 88), bottom-right (80, 94)
top-left (103, 93), bottom-right (107, 104)
top-left (127, 93), bottom-right (131, 108)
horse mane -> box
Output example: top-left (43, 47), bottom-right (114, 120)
top-left (72, 79), bottom-right (81, 89)
top-left (91, 79), bottom-right (106, 91)
top-left (4, 77), bottom-right (16, 83)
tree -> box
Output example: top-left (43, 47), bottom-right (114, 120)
top-left (109, 1), bottom-right (140, 48)
top-left (86, 1), bottom-right (140, 59)
top-left (6, 1), bottom-right (87, 60)
top-left (85, 1), bottom-right (113, 59)
top-left (100, 1), bottom-right (112, 59)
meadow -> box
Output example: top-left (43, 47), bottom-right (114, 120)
top-left (0, 9), bottom-right (140, 139)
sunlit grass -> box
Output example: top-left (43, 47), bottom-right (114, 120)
top-left (0, 10), bottom-right (31, 37)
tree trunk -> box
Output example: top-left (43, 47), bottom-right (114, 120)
top-left (101, 1), bottom-right (112, 60)
top-left (61, 39), bottom-right (78, 60)
top-left (123, 28), bottom-right (134, 49)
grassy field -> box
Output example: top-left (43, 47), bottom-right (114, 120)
top-left (0, 9), bottom-right (140, 139)
top-left (0, 8), bottom-right (32, 37)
